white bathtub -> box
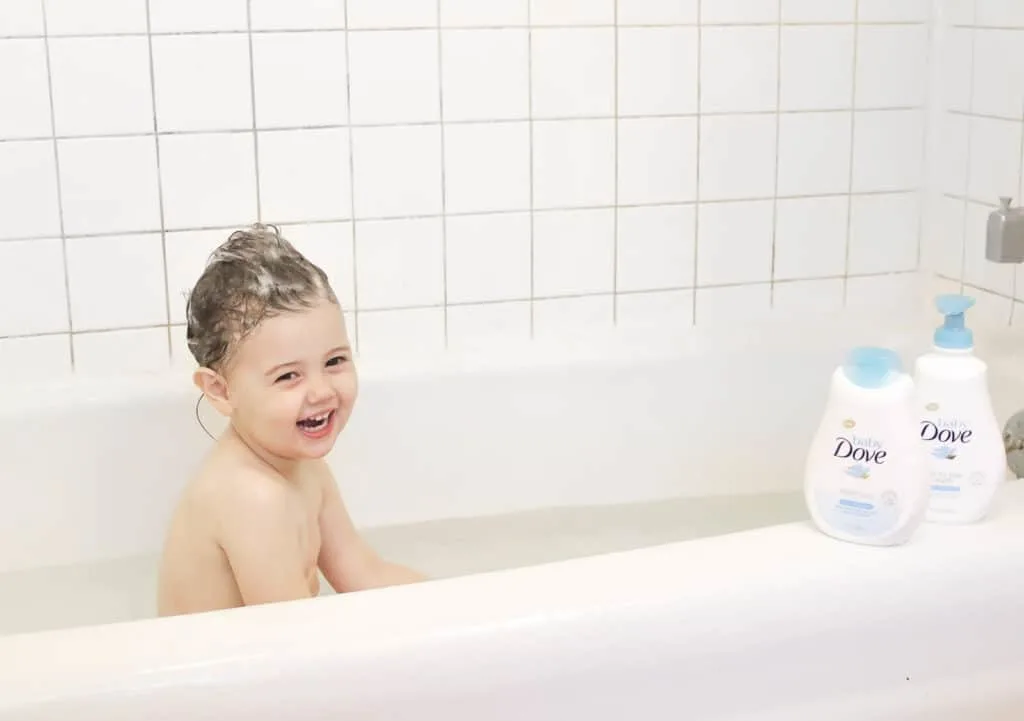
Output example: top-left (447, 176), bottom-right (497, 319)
top-left (2, 313), bottom-right (1024, 720)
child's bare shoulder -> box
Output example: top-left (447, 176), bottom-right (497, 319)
top-left (188, 445), bottom-right (296, 531)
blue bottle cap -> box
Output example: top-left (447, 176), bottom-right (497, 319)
top-left (843, 346), bottom-right (903, 389)
top-left (933, 294), bottom-right (975, 350)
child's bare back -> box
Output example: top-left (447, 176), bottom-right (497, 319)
top-left (157, 225), bottom-right (424, 617)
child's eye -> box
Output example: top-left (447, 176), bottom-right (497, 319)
top-left (275, 371), bottom-right (298, 383)
top-left (326, 355), bottom-right (348, 367)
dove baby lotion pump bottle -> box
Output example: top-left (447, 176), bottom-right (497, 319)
top-left (913, 294), bottom-right (1006, 524)
top-left (804, 347), bottom-right (929, 547)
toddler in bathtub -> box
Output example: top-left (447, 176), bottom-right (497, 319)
top-left (157, 223), bottom-right (426, 617)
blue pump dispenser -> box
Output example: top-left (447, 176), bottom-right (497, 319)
top-left (933, 294), bottom-right (975, 350)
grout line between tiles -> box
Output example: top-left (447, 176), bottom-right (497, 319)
top-left (841, 0), bottom-right (861, 306)
top-left (768, 0), bottom-right (782, 309)
top-left (0, 191), bottom-right (923, 245)
top-left (0, 270), bottom-right (923, 342)
top-left (38, 0), bottom-right (75, 370)
top-left (144, 0), bottom-right (173, 363)
top-left (690, 0), bottom-right (703, 326)
top-left (526, 1), bottom-right (536, 338)
top-left (245, 0), bottom-right (262, 221)
top-left (435, 2), bottom-right (449, 347)
top-left (342, 1), bottom-right (361, 350)
top-left (611, 0), bottom-right (619, 325)
top-left (957, 3), bottom-right (979, 297)
top-left (0, 20), bottom-right (935, 42)
top-left (0, 107), bottom-right (930, 145)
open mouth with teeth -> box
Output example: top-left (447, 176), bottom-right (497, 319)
top-left (296, 410), bottom-right (336, 439)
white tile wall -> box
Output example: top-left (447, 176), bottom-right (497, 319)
top-left (922, 0), bottom-right (1024, 326)
top-left (0, 0), bottom-right (937, 376)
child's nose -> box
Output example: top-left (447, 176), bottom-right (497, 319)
top-left (306, 375), bottom-right (333, 402)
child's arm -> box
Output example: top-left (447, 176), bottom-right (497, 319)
top-left (219, 474), bottom-right (316, 605)
top-left (317, 468), bottom-right (428, 593)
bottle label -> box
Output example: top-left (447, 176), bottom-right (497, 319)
top-left (918, 405), bottom-right (994, 513)
top-left (815, 422), bottom-right (903, 537)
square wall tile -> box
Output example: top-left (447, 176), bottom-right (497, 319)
top-left (855, 26), bottom-right (929, 109)
top-left (43, 0), bottom-right (147, 34)
top-left (48, 37), bottom-right (153, 137)
top-left (616, 290), bottom-right (694, 338)
top-left (781, 0), bottom-right (855, 22)
top-left (348, 30), bottom-right (440, 125)
top-left (858, 0), bottom-right (932, 21)
top-left (531, 28), bottom-right (615, 119)
top-left (852, 110), bottom-right (925, 192)
top-left (66, 234), bottom-right (167, 331)
top-left (0, 335), bottom-right (72, 380)
top-left (618, 27), bottom-right (698, 117)
top-left (967, 117), bottom-right (1022, 203)
top-left (701, 0), bottom-right (778, 24)
top-left (773, 196), bottom-right (848, 280)
top-left (252, 32), bottom-right (348, 128)
top-left (697, 200), bottom-right (774, 286)
top-left (964, 201), bottom-right (1014, 295)
top-left (351, 125), bottom-right (443, 218)
top-left (447, 301), bottom-right (531, 352)
top-left (940, 0), bottom-right (975, 25)
top-left (777, 112), bottom-right (852, 197)
top-left (533, 208), bottom-right (615, 297)
top-left (848, 193), bottom-right (921, 275)
top-left (152, 35), bottom-right (253, 132)
top-left (698, 115), bottom-right (777, 201)
top-left (445, 212), bottom-right (531, 304)
top-left (444, 122), bottom-right (530, 214)
top-left (356, 307), bottom-right (446, 358)
top-left (164, 229), bottom-right (229, 324)
top-left (0, 141), bottom-right (60, 240)
top-left (249, 0), bottom-right (346, 30)
top-left (533, 119), bottom-right (615, 209)
top-left (972, 29), bottom-right (1024, 120)
top-left (441, 29), bottom-right (529, 122)
top-left (279, 222), bottom-right (356, 310)
top-left (976, 0), bottom-right (1024, 26)
top-left (696, 284), bottom-right (772, 327)
top-left (149, 0), bottom-right (248, 31)
top-left (58, 136), bottom-right (161, 235)
top-left (618, 117), bottom-right (699, 205)
top-left (772, 278), bottom-right (845, 320)
top-left (939, 112), bottom-right (971, 197)
top-left (529, 0), bottom-right (614, 25)
top-left (617, 0), bottom-right (698, 24)
top-left (0, 239), bottom-right (68, 336)
top-left (969, 287), bottom-right (1013, 326)
top-left (533, 295), bottom-right (614, 342)
top-left (258, 129), bottom-right (351, 224)
top-left (440, 0), bottom-right (529, 26)
top-left (846, 273), bottom-right (921, 312)
top-left (780, 27), bottom-right (855, 111)
top-left (0, 0), bottom-right (45, 36)
top-left (159, 133), bottom-right (258, 230)
top-left (616, 205), bottom-right (696, 292)
top-left (700, 27), bottom-right (778, 114)
top-left (356, 217), bottom-right (444, 309)
top-left (347, 0), bottom-right (437, 28)
top-left (73, 328), bottom-right (170, 377)
top-left (0, 40), bottom-right (52, 140)
top-left (920, 196), bottom-right (965, 279)
top-left (940, 28), bottom-right (973, 114)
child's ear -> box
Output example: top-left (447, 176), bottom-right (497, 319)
top-left (193, 367), bottom-right (232, 417)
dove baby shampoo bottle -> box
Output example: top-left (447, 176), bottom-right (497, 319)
top-left (804, 347), bottom-right (929, 546)
top-left (914, 294), bottom-right (1006, 524)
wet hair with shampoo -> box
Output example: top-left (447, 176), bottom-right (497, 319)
top-left (185, 223), bottom-right (338, 371)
